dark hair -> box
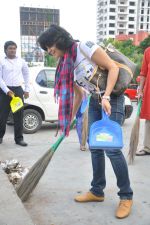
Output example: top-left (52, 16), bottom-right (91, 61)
top-left (4, 41), bottom-right (17, 53)
top-left (37, 24), bottom-right (74, 52)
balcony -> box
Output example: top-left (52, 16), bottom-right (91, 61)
top-left (118, 2), bottom-right (128, 7)
top-left (117, 17), bottom-right (128, 22)
top-left (117, 10), bottom-right (128, 15)
top-left (117, 23), bottom-right (127, 29)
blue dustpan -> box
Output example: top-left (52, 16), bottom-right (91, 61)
top-left (89, 110), bottom-right (123, 150)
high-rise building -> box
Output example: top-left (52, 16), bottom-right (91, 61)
top-left (97, 0), bottom-right (150, 43)
top-left (20, 7), bottom-right (60, 62)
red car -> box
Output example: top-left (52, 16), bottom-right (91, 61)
top-left (124, 84), bottom-right (138, 100)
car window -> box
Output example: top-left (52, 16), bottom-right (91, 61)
top-left (45, 69), bottom-right (56, 88)
top-left (36, 70), bottom-right (47, 87)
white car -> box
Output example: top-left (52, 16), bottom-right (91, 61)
top-left (8, 67), bottom-right (133, 134)
top-left (23, 66), bottom-right (58, 133)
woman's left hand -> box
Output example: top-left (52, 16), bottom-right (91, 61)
top-left (101, 99), bottom-right (111, 115)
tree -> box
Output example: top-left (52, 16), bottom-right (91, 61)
top-left (44, 52), bottom-right (57, 67)
top-left (139, 35), bottom-right (150, 53)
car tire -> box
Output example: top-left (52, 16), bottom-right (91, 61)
top-left (23, 109), bottom-right (42, 134)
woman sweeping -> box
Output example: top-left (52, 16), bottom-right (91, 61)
top-left (38, 24), bottom-right (133, 219)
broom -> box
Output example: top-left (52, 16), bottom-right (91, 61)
top-left (16, 119), bottom-right (76, 202)
top-left (128, 99), bottom-right (142, 164)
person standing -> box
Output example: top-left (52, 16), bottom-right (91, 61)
top-left (37, 25), bottom-right (133, 219)
top-left (0, 41), bottom-right (30, 146)
top-left (136, 47), bottom-right (150, 156)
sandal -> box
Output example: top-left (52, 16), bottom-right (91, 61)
top-left (136, 150), bottom-right (150, 156)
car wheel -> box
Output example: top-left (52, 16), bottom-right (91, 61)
top-left (23, 109), bottom-right (42, 134)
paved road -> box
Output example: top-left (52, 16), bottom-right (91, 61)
top-left (1, 102), bottom-right (150, 225)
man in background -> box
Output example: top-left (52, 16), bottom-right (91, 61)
top-left (0, 41), bottom-right (30, 146)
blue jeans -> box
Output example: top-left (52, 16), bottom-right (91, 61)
top-left (88, 94), bottom-right (133, 199)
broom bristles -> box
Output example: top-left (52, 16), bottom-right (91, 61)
top-left (16, 148), bottom-right (54, 201)
top-left (128, 116), bottom-right (140, 164)
top-left (16, 119), bottom-right (76, 202)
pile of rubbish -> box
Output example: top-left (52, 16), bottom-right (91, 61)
top-left (0, 159), bottom-right (29, 188)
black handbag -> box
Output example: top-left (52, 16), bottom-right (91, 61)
top-left (81, 43), bottom-right (137, 96)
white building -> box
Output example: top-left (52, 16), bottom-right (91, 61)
top-left (97, 0), bottom-right (150, 43)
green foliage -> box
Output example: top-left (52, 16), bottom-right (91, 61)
top-left (139, 35), bottom-right (150, 53)
top-left (44, 53), bottom-right (57, 67)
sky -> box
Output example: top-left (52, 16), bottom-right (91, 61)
top-left (0, 0), bottom-right (97, 57)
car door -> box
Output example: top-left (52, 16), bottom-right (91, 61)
top-left (35, 68), bottom-right (58, 120)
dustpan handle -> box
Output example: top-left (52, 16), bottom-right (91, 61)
top-left (11, 94), bottom-right (15, 99)
top-left (102, 109), bottom-right (109, 120)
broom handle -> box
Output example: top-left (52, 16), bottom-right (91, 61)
top-left (137, 99), bottom-right (142, 116)
top-left (51, 119), bottom-right (76, 152)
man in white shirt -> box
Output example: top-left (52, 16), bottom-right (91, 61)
top-left (0, 41), bottom-right (30, 146)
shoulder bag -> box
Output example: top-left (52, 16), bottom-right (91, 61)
top-left (80, 43), bottom-right (137, 96)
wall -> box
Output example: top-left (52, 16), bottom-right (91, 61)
top-left (115, 31), bottom-right (149, 46)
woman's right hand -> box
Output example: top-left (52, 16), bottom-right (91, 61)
top-left (101, 98), bottom-right (111, 115)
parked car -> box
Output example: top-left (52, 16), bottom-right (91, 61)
top-left (124, 84), bottom-right (138, 101)
top-left (8, 67), bottom-right (58, 134)
top-left (7, 67), bottom-right (133, 133)
top-left (22, 66), bottom-right (58, 133)
top-left (123, 95), bottom-right (133, 123)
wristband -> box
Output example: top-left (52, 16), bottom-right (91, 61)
top-left (102, 95), bottom-right (110, 101)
